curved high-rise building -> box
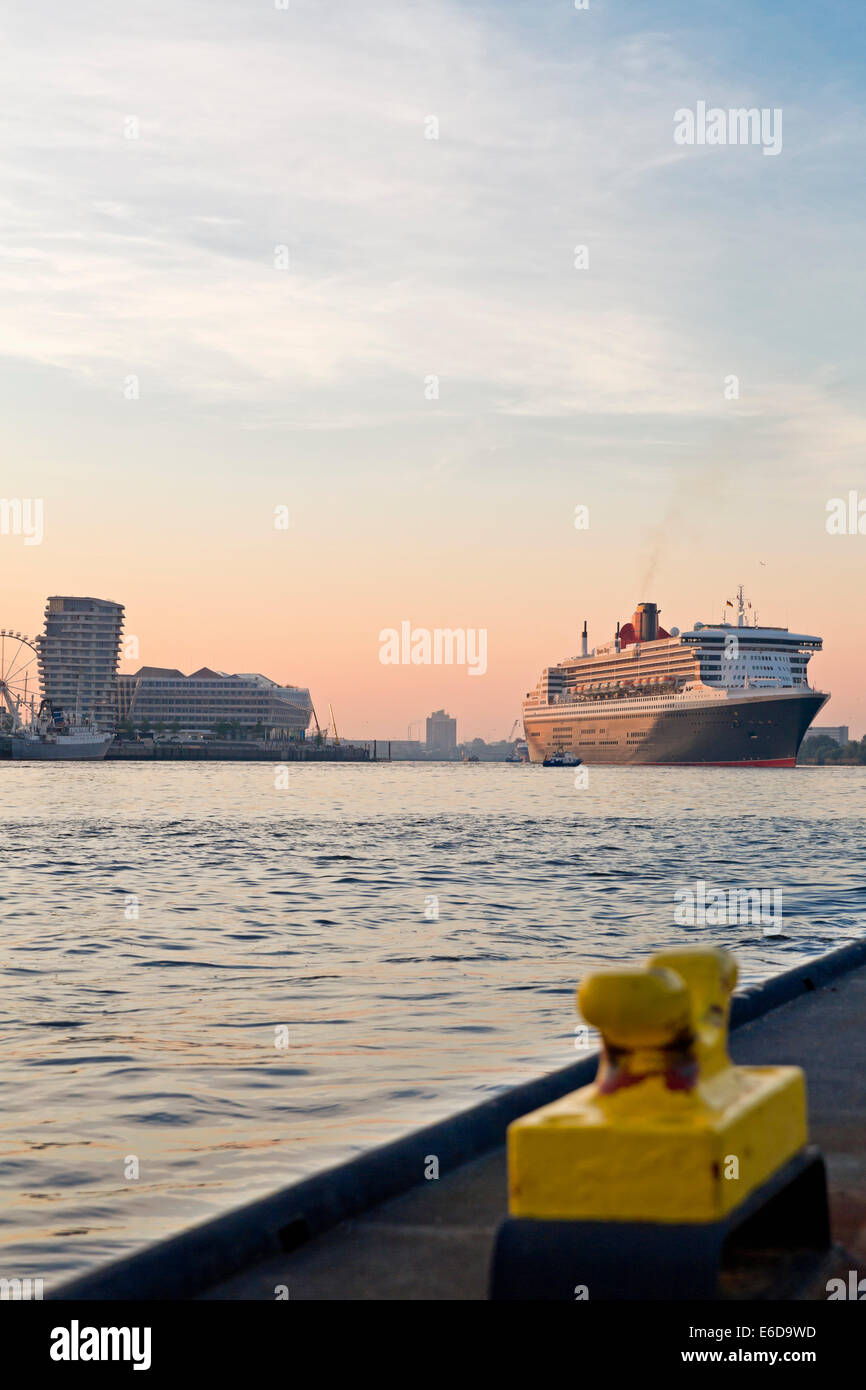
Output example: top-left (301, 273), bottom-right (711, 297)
top-left (37, 597), bottom-right (124, 729)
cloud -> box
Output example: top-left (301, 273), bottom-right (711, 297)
top-left (0, 0), bottom-right (864, 473)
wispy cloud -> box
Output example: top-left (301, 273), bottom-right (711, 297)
top-left (0, 0), bottom-right (863, 465)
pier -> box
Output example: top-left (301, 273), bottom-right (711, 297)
top-left (103, 740), bottom-right (372, 762)
top-left (0, 737), bottom-right (372, 761)
top-left (52, 938), bottom-right (866, 1302)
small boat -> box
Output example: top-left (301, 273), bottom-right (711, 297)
top-left (542, 751), bottom-right (582, 767)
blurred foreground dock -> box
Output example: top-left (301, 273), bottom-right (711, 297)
top-left (54, 940), bottom-right (866, 1301)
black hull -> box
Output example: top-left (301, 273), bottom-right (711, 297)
top-left (524, 692), bottom-right (829, 766)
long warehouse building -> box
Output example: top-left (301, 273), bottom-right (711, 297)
top-left (116, 667), bottom-right (312, 736)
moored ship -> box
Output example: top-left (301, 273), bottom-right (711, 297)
top-left (10, 701), bottom-right (113, 761)
top-left (523, 589), bottom-right (828, 767)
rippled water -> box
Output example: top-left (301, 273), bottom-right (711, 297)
top-left (1, 761), bottom-right (865, 1285)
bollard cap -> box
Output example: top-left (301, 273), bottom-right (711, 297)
top-left (578, 966), bottom-right (690, 1050)
top-left (649, 946), bottom-right (737, 1077)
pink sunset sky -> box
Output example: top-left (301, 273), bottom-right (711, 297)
top-left (2, 2), bottom-right (865, 740)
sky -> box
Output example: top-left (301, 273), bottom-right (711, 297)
top-left (2, 0), bottom-right (865, 740)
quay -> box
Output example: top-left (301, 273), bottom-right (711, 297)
top-left (104, 740), bottom-right (372, 762)
top-left (53, 938), bottom-right (866, 1301)
top-left (0, 737), bottom-right (372, 761)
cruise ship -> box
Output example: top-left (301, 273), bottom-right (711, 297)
top-left (523, 589), bottom-right (828, 766)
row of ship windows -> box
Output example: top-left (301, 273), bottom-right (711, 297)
top-left (127, 706), bottom-right (285, 713)
top-left (127, 704), bottom-right (280, 708)
top-left (547, 665), bottom-right (692, 674)
top-left (684, 637), bottom-right (818, 647)
top-left (544, 711), bottom-right (781, 735)
top-left (556, 667), bottom-right (806, 683)
top-left (542, 701), bottom-right (709, 715)
top-left (540, 684), bottom-right (803, 710)
top-left (553, 724), bottom-right (776, 747)
top-left (553, 664), bottom-right (695, 681)
top-left (552, 654), bottom-right (811, 681)
top-left (132, 683), bottom-right (252, 690)
top-left (553, 662), bottom-right (695, 675)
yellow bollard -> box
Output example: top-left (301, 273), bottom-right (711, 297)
top-left (491, 947), bottom-right (830, 1299)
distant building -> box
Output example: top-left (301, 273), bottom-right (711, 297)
top-left (802, 726), bottom-right (849, 746)
top-left (116, 667), bottom-right (312, 736)
top-left (37, 596), bottom-right (124, 729)
top-left (426, 708), bottom-right (457, 754)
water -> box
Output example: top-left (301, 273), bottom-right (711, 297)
top-left (1, 761), bottom-right (864, 1285)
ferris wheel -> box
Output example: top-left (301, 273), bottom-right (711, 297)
top-left (0, 630), bottom-right (39, 728)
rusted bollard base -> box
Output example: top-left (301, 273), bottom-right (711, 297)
top-left (490, 1146), bottom-right (830, 1301)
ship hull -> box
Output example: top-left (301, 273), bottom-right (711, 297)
top-left (12, 736), bottom-right (114, 761)
top-left (524, 691), bottom-right (828, 766)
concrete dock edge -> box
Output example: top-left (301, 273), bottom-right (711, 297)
top-left (52, 935), bottom-right (866, 1301)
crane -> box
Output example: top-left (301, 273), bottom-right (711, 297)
top-left (328, 702), bottom-right (340, 746)
top-left (309, 704), bottom-right (324, 744)
top-left (507, 718), bottom-right (522, 743)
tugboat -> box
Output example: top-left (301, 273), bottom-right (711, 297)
top-left (504, 719), bottom-right (530, 764)
top-left (542, 751), bottom-right (582, 768)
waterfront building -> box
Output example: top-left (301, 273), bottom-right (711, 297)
top-left (115, 666), bottom-right (312, 736)
top-left (37, 596), bottom-right (124, 730)
top-left (801, 726), bottom-right (849, 747)
top-left (426, 708), bottom-right (457, 754)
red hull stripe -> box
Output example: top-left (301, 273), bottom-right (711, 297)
top-left (638, 757), bottom-right (797, 768)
